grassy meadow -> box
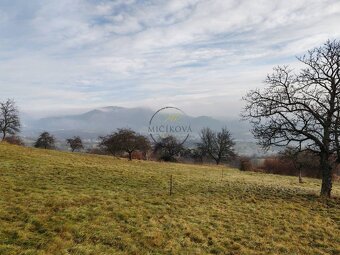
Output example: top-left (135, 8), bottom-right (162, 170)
top-left (0, 142), bottom-right (339, 255)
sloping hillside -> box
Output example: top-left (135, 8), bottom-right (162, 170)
top-left (0, 143), bottom-right (339, 255)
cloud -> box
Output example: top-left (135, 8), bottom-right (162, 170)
top-left (0, 0), bottom-right (339, 118)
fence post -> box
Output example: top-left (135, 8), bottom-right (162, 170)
top-left (169, 175), bottom-right (173, 195)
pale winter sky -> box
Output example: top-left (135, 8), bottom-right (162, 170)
top-left (0, 0), bottom-right (340, 118)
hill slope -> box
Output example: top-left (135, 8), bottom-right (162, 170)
top-left (0, 143), bottom-right (339, 255)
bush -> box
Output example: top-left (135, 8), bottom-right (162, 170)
top-left (4, 135), bottom-right (25, 146)
top-left (239, 157), bottom-right (252, 171)
top-left (262, 158), bottom-right (294, 175)
top-left (259, 154), bottom-right (321, 178)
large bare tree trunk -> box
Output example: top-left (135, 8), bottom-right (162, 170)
top-left (320, 153), bottom-right (332, 197)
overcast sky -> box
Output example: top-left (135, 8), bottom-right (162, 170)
top-left (1, 0), bottom-right (340, 118)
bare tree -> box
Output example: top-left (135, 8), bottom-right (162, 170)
top-left (66, 136), bottom-right (84, 152)
top-left (153, 136), bottom-right (184, 162)
top-left (0, 99), bottom-right (20, 140)
top-left (190, 146), bottom-right (207, 163)
top-left (198, 127), bottom-right (235, 165)
top-left (34, 132), bottom-right (55, 149)
top-left (243, 40), bottom-right (340, 197)
top-left (99, 128), bottom-right (150, 160)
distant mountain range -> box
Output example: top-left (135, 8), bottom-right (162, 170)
top-left (22, 106), bottom-right (251, 140)
top-left (21, 106), bottom-right (277, 156)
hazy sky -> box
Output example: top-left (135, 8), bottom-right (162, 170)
top-left (1, 0), bottom-right (340, 118)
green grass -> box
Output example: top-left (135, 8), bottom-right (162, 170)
top-left (0, 143), bottom-right (339, 255)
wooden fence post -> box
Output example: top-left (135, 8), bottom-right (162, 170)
top-left (169, 175), bottom-right (173, 195)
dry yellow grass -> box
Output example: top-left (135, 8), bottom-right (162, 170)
top-left (0, 142), bottom-right (339, 254)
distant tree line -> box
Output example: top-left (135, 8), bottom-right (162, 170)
top-left (11, 126), bottom-right (234, 166)
top-left (96, 127), bottom-right (236, 164)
